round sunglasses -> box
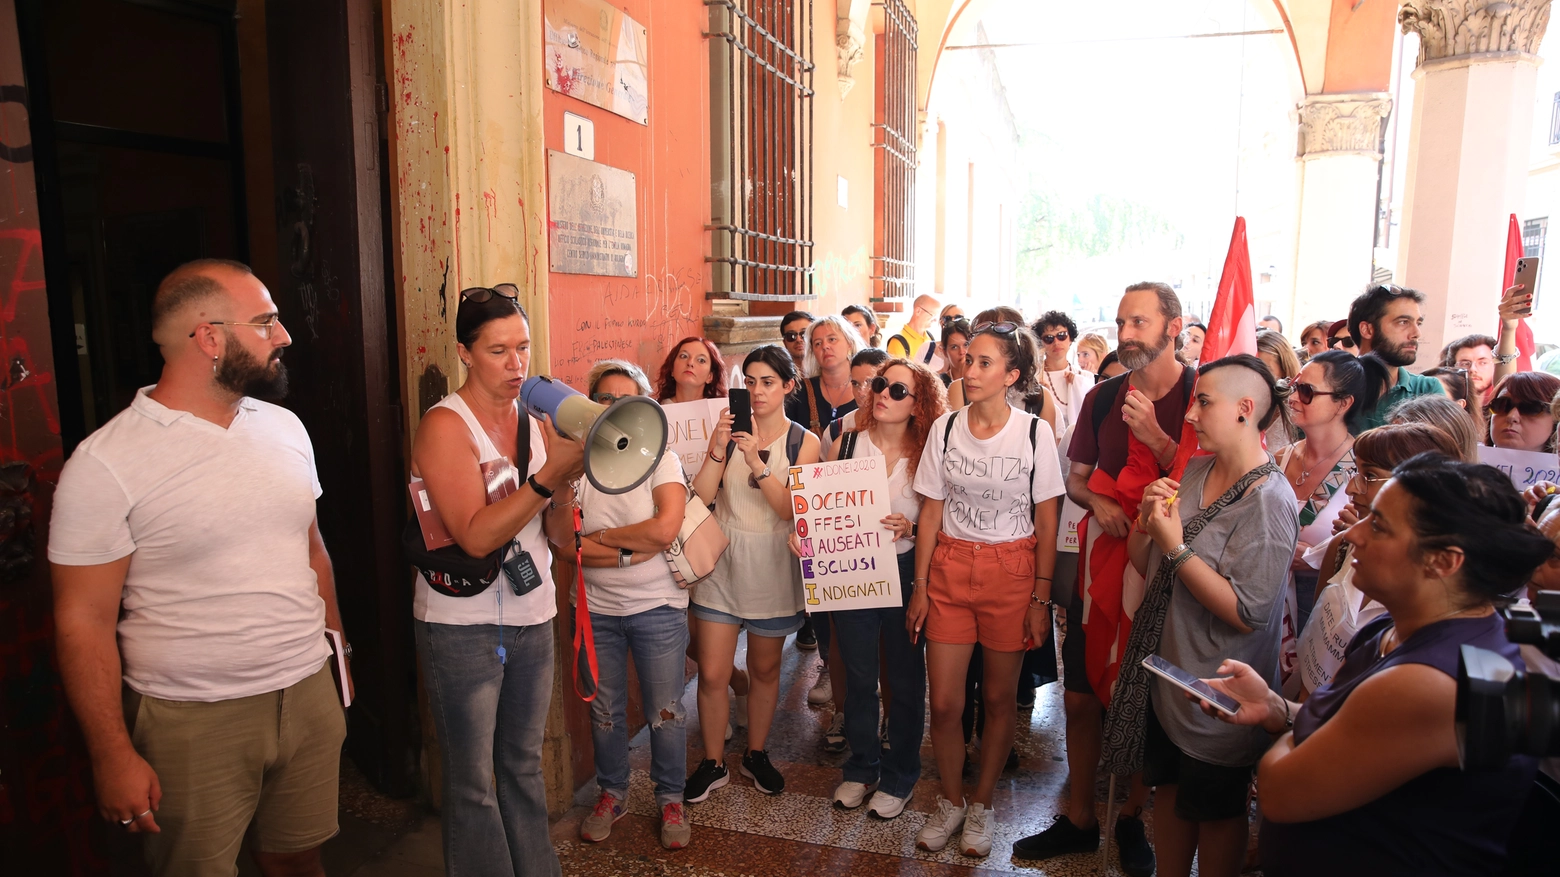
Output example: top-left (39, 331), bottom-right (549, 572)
top-left (971, 320), bottom-right (1020, 335)
top-left (1280, 379), bottom-right (1342, 405)
top-left (1040, 330), bottom-right (1070, 344)
top-left (459, 282), bottom-right (519, 303)
top-left (871, 375), bottom-right (916, 401)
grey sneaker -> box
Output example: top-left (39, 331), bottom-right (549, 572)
top-left (660, 802), bottom-right (691, 850)
top-left (823, 712), bottom-right (847, 752)
top-left (580, 792), bottom-right (626, 842)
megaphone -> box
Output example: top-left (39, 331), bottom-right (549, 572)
top-left (520, 375), bottom-right (668, 495)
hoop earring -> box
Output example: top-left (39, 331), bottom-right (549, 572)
top-left (212, 354), bottom-right (219, 376)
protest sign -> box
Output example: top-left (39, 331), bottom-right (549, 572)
top-left (789, 456), bottom-right (901, 612)
top-left (662, 399), bottom-right (722, 472)
top-left (1058, 497), bottom-right (1087, 553)
top-left (1477, 444), bottom-right (1560, 491)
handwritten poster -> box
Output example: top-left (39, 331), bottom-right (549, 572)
top-left (661, 399), bottom-right (723, 472)
top-left (789, 457), bottom-right (900, 612)
top-left (543, 0), bottom-right (649, 125)
top-left (1477, 444), bottom-right (1560, 490)
top-left (1058, 497), bottom-right (1086, 553)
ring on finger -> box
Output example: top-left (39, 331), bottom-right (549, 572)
top-left (120, 808), bottom-right (152, 826)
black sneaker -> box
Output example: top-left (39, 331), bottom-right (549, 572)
top-left (1115, 814), bottom-right (1155, 877)
top-left (684, 758), bottom-right (729, 804)
top-left (1012, 814), bottom-right (1100, 860)
top-left (795, 619), bottom-right (818, 651)
top-left (1016, 685), bottom-right (1036, 708)
top-left (1004, 746), bottom-right (1020, 772)
top-left (740, 749), bottom-right (785, 795)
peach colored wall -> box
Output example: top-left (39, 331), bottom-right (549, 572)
top-left (1320, 0), bottom-right (1396, 94)
top-left (543, 0), bottom-right (711, 389)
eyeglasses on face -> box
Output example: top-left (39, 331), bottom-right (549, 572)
top-left (782, 330), bottom-right (807, 343)
top-left (1280, 379), bottom-right (1340, 405)
top-left (592, 392), bottom-right (629, 406)
top-left (1328, 335), bottom-right (1357, 349)
top-left (1040, 330), bottom-right (1071, 344)
top-left (189, 316), bottom-right (284, 340)
top-left (1350, 471), bottom-right (1392, 486)
top-left (971, 320), bottom-right (1020, 336)
top-left (459, 283), bottom-right (519, 303)
top-left (871, 376), bottom-right (916, 401)
top-left (1455, 358), bottom-right (1493, 370)
top-left (1490, 396), bottom-right (1549, 417)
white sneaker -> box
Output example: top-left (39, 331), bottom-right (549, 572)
top-left (832, 780), bottom-right (876, 810)
top-left (807, 671), bottom-right (832, 705)
top-left (960, 803), bottom-right (994, 857)
top-left (915, 796), bottom-right (967, 852)
top-left (866, 789), bottom-right (907, 820)
top-left (734, 694), bottom-right (749, 728)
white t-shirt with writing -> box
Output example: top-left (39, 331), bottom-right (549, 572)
top-left (48, 389), bottom-right (330, 702)
top-left (578, 451), bottom-right (689, 615)
top-left (914, 406), bottom-right (1067, 542)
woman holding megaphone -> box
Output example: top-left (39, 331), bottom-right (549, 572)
top-left (684, 344), bottom-right (822, 804)
top-left (408, 285), bottom-right (585, 877)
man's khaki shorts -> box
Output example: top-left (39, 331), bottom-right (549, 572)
top-left (125, 662), bottom-right (346, 876)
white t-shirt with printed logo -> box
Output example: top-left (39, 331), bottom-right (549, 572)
top-left (913, 406), bottom-right (1067, 543)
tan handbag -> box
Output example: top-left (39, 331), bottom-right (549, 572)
top-left (665, 482), bottom-right (728, 588)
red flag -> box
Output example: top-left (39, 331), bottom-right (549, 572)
top-left (1501, 214), bottom-right (1535, 373)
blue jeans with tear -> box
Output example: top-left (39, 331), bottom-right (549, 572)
top-left (589, 603), bottom-right (690, 806)
top-left (416, 619), bottom-right (561, 877)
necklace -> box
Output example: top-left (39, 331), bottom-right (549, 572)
top-left (1041, 366), bottom-right (1070, 408)
top-left (1292, 435), bottom-right (1351, 487)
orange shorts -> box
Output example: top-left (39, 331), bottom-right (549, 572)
top-left (925, 534), bottom-right (1037, 652)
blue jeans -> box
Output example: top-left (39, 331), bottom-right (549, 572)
top-left (831, 550), bottom-right (927, 798)
top-left (588, 604), bottom-right (690, 806)
top-left (416, 620), bottom-right (561, 877)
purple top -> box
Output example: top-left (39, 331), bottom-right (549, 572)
top-left (1260, 613), bottom-right (1536, 877)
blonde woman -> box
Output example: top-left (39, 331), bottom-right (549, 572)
top-left (1076, 333), bottom-right (1110, 376)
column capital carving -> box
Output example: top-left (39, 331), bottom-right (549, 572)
top-left (836, 30), bottom-right (864, 98)
top-left (1399, 0), bottom-right (1553, 65)
top-left (1297, 93), bottom-right (1394, 159)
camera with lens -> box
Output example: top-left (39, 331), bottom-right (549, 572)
top-left (1456, 590), bottom-right (1560, 770)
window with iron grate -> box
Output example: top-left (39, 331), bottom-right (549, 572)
top-left (871, 0), bottom-right (917, 309)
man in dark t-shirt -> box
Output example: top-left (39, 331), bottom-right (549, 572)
top-left (1014, 283), bottom-right (1190, 873)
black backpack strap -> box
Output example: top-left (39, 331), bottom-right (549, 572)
top-left (1090, 372), bottom-right (1129, 439)
top-left (1179, 363), bottom-right (1197, 401)
top-left (943, 410), bottom-right (958, 449)
top-left (516, 406), bottom-right (533, 482)
top-left (1028, 413), bottom-right (1039, 452)
top-left (785, 421), bottom-right (806, 466)
top-left (840, 430), bottom-right (859, 460)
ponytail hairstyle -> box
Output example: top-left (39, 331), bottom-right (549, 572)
top-left (1306, 349), bottom-right (1367, 431)
top-left (851, 357), bottom-right (948, 480)
top-left (742, 343), bottom-right (799, 395)
top-left (1197, 352), bottom-right (1293, 433)
top-left (1390, 453), bottom-right (1555, 602)
top-left (970, 320), bottom-right (1044, 400)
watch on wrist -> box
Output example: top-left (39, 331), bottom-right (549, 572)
top-left (618, 547), bottom-right (632, 568)
top-left (757, 466), bottom-right (772, 483)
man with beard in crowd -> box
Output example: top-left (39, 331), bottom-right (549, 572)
top-left (1011, 282), bottom-right (1193, 877)
top-left (1347, 284), bottom-right (1444, 431)
top-left (50, 259), bottom-right (349, 877)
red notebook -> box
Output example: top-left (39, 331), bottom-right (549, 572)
top-left (408, 458), bottom-right (522, 551)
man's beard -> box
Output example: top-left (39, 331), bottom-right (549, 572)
top-left (216, 340), bottom-right (289, 400)
top-left (1373, 335), bottom-right (1417, 367)
top-left (1118, 328), bottom-right (1173, 370)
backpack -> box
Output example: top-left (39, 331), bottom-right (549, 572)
top-left (1087, 365), bottom-right (1197, 442)
top-left (724, 422), bottom-right (807, 483)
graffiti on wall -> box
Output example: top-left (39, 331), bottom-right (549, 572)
top-left (552, 266), bottom-right (702, 389)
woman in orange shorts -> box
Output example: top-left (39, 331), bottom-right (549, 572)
top-left (907, 320), bottom-right (1065, 857)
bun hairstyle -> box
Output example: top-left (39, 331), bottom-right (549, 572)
top-left (970, 320), bottom-right (1044, 399)
top-left (851, 347), bottom-right (890, 370)
top-left (1390, 452), bottom-right (1555, 602)
top-left (1197, 352), bottom-right (1293, 432)
top-left (455, 289), bottom-right (527, 348)
top-left (743, 343), bottom-right (799, 392)
top-left (1307, 349), bottom-right (1367, 430)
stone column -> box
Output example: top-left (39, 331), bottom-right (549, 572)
top-left (1395, 0), bottom-right (1551, 366)
top-left (1292, 93), bottom-right (1393, 330)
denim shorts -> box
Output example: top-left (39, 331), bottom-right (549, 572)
top-left (689, 602), bottom-right (806, 638)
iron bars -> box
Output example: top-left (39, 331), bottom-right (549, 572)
top-left (871, 0), bottom-right (916, 306)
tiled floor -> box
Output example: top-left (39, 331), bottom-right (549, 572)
top-left (345, 627), bottom-right (1190, 876)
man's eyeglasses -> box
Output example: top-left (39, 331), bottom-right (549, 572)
top-left (1455, 359), bottom-right (1493, 371)
top-left (459, 283), bottom-right (519, 303)
top-left (1328, 335), bottom-right (1357, 349)
top-left (1040, 331), bottom-right (1071, 345)
top-left (1490, 396), bottom-right (1549, 417)
top-left (189, 316), bottom-right (284, 340)
top-left (782, 330), bottom-right (807, 343)
top-left (972, 320), bottom-right (1020, 335)
top-left (1280, 379), bottom-right (1341, 405)
top-left (870, 376), bottom-right (916, 401)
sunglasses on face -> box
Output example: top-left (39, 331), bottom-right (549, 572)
top-left (1328, 336), bottom-right (1357, 349)
top-left (1041, 331), bottom-right (1071, 344)
top-left (871, 376), bottom-right (916, 401)
top-left (459, 283), bottom-right (519, 303)
top-left (1281, 380), bottom-right (1340, 405)
top-left (783, 331), bottom-right (806, 343)
top-left (747, 450), bottom-right (772, 489)
top-left (1490, 396), bottom-right (1549, 417)
top-left (971, 320), bottom-right (1020, 335)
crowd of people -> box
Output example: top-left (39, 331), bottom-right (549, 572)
top-left (44, 258), bottom-right (1559, 877)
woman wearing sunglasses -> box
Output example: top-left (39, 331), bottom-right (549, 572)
top-left (1275, 351), bottom-right (1364, 634)
top-left (907, 320), bottom-right (1065, 857)
top-left (1485, 371), bottom-right (1560, 454)
top-left (569, 361), bottom-right (694, 850)
top-left (814, 359), bottom-right (947, 819)
top-left (685, 345), bottom-right (822, 803)
top-left (1034, 310), bottom-right (1095, 439)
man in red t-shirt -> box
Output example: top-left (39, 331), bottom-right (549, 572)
top-left (1013, 282), bottom-right (1193, 874)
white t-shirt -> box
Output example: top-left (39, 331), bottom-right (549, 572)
top-left (1044, 367), bottom-right (1094, 439)
top-left (578, 452), bottom-right (689, 615)
top-left (412, 395), bottom-right (557, 627)
top-left (48, 388), bottom-right (330, 702)
top-left (848, 429), bottom-right (921, 555)
top-left (913, 407), bottom-right (1067, 542)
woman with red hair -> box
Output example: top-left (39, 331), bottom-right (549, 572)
top-left (656, 337), bottom-right (728, 403)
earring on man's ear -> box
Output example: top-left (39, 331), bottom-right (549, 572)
top-left (213, 354), bottom-right (219, 376)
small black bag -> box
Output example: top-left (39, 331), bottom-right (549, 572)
top-left (402, 408), bottom-right (532, 597)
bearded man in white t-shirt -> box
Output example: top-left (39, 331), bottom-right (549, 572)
top-left (49, 259), bottom-right (348, 877)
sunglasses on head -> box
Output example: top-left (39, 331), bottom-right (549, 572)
top-left (459, 283), bottom-right (520, 303)
top-left (1280, 379), bottom-right (1341, 405)
top-left (940, 313), bottom-right (964, 325)
top-left (971, 320), bottom-right (1020, 335)
top-left (747, 450), bottom-right (772, 489)
top-left (1490, 396), bottom-right (1549, 417)
top-left (1041, 330), bottom-right (1071, 344)
top-left (782, 330), bottom-right (806, 343)
top-left (870, 375), bottom-right (916, 401)
top-left (1328, 335), bottom-right (1357, 349)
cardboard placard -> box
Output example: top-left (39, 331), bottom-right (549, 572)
top-left (1477, 444), bottom-right (1560, 490)
top-left (1058, 497), bottom-right (1087, 553)
top-left (661, 399), bottom-right (722, 472)
top-left (789, 457), bottom-right (900, 612)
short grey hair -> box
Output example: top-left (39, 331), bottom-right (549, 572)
top-left (803, 314), bottom-right (867, 377)
top-left (586, 359), bottom-right (653, 396)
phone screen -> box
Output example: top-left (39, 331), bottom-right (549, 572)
top-left (1141, 655), bottom-right (1241, 715)
top-left (728, 389), bottom-right (752, 435)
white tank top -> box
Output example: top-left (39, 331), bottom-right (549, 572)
top-left (849, 429), bottom-right (921, 555)
top-left (411, 392), bottom-right (557, 627)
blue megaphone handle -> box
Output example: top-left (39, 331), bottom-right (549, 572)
top-left (520, 375), bottom-right (577, 437)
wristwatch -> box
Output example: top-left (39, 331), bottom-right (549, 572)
top-left (527, 474), bottom-right (554, 499)
top-left (618, 547), bottom-right (632, 568)
top-left (757, 466), bottom-right (772, 483)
